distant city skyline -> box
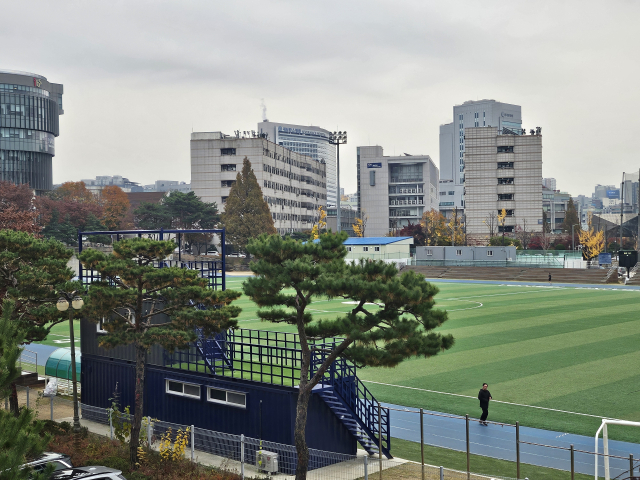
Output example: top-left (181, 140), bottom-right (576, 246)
top-left (3, 1), bottom-right (640, 198)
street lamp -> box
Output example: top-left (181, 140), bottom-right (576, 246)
top-left (328, 131), bottom-right (347, 232)
top-left (571, 224), bottom-right (580, 252)
top-left (56, 292), bottom-right (84, 444)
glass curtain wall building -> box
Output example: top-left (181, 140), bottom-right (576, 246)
top-left (258, 121), bottom-right (337, 207)
top-left (0, 70), bottom-right (63, 194)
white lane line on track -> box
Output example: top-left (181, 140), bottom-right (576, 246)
top-left (361, 380), bottom-right (622, 420)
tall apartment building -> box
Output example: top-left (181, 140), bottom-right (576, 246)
top-left (439, 100), bottom-right (522, 217)
top-left (191, 132), bottom-right (327, 235)
top-left (1, 69), bottom-right (64, 194)
top-left (464, 127), bottom-right (542, 243)
top-left (357, 146), bottom-right (439, 237)
top-left (258, 121), bottom-right (337, 207)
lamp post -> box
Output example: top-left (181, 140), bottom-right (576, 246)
top-left (571, 224), bottom-right (580, 252)
top-left (329, 131), bottom-right (347, 232)
top-left (56, 292), bottom-right (84, 444)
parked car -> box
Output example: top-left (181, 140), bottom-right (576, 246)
top-left (23, 452), bottom-right (72, 476)
top-left (50, 466), bottom-right (126, 479)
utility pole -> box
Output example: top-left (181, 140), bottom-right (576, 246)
top-left (452, 207), bottom-right (457, 246)
top-left (620, 175), bottom-right (624, 250)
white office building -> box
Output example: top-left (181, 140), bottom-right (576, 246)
top-left (258, 121), bottom-right (337, 207)
top-left (357, 146), bottom-right (439, 237)
top-left (191, 131), bottom-right (327, 235)
top-left (439, 100), bottom-right (522, 217)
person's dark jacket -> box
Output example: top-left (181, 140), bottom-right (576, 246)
top-left (478, 389), bottom-right (491, 408)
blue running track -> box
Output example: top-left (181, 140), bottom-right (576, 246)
top-left (385, 403), bottom-right (640, 477)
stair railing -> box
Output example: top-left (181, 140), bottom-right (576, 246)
top-left (311, 346), bottom-right (391, 456)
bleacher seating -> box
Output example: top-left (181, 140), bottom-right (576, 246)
top-left (404, 266), bottom-right (611, 284)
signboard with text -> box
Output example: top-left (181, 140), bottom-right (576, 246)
top-left (366, 162), bottom-right (382, 168)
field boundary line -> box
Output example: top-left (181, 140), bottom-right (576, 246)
top-left (363, 380), bottom-right (622, 420)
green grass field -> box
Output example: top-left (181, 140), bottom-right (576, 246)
top-left (224, 276), bottom-right (640, 441)
top-left (39, 276), bottom-right (640, 441)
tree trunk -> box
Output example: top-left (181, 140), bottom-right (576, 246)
top-left (294, 384), bottom-right (311, 480)
top-left (129, 344), bottom-right (146, 468)
top-left (9, 381), bottom-right (19, 416)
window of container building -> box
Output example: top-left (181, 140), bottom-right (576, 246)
top-left (166, 380), bottom-right (200, 399)
top-left (208, 387), bottom-right (246, 408)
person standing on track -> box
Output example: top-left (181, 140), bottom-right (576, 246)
top-left (478, 383), bottom-right (492, 426)
top-left (548, 272), bottom-right (552, 285)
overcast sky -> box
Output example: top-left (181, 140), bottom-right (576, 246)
top-left (3, 0), bottom-right (639, 196)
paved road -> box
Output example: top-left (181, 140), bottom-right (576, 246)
top-left (384, 402), bottom-right (640, 477)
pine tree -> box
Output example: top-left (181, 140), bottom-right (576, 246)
top-left (79, 238), bottom-right (242, 468)
top-left (0, 300), bottom-right (52, 480)
top-left (562, 198), bottom-right (580, 234)
top-left (0, 230), bottom-right (77, 414)
top-left (222, 157), bottom-right (276, 253)
top-left (244, 232), bottom-right (454, 480)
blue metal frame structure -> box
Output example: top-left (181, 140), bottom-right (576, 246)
top-left (164, 327), bottom-right (392, 457)
top-left (77, 228), bottom-right (226, 291)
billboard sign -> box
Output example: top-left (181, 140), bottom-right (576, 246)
top-left (606, 190), bottom-right (620, 199)
top-left (598, 253), bottom-right (612, 265)
top-left (367, 162), bottom-right (382, 168)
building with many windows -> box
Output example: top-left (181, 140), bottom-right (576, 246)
top-left (439, 100), bottom-right (522, 217)
top-left (80, 175), bottom-right (142, 193)
top-left (191, 132), bottom-right (326, 235)
top-left (464, 127), bottom-right (542, 243)
top-left (356, 145), bottom-right (439, 237)
top-left (258, 121), bottom-right (337, 207)
top-left (0, 70), bottom-right (63, 194)
top-left (542, 186), bottom-right (571, 233)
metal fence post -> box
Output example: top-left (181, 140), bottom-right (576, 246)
top-left (439, 466), bottom-right (444, 480)
top-left (241, 434), bottom-right (245, 480)
top-left (26, 386), bottom-right (29, 408)
top-left (50, 396), bottom-right (54, 421)
top-left (364, 455), bottom-right (368, 480)
top-left (378, 403), bottom-right (383, 480)
top-left (420, 408), bottom-right (425, 480)
top-left (570, 444), bottom-right (574, 480)
top-left (630, 454), bottom-right (634, 479)
top-left (109, 408), bottom-right (113, 440)
top-left (516, 421), bottom-right (520, 480)
top-left (190, 425), bottom-right (194, 462)
top-left (465, 414), bottom-right (470, 480)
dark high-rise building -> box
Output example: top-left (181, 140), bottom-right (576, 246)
top-left (0, 70), bottom-right (64, 194)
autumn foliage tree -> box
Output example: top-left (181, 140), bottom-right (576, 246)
top-left (221, 157), bottom-right (276, 253)
top-left (579, 213), bottom-right (605, 260)
top-left (0, 181), bottom-right (40, 234)
top-left (352, 210), bottom-right (368, 237)
top-left (100, 185), bottom-right (131, 230)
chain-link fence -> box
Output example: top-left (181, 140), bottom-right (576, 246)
top-left (2, 385), bottom-right (75, 422)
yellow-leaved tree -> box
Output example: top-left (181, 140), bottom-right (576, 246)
top-left (352, 210), bottom-right (367, 237)
top-left (311, 206), bottom-right (327, 240)
top-left (579, 213), bottom-right (605, 260)
top-left (497, 208), bottom-right (507, 232)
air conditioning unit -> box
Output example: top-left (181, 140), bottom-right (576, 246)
top-left (256, 450), bottom-right (278, 474)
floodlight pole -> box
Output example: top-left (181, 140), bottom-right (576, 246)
top-left (329, 130), bottom-right (347, 233)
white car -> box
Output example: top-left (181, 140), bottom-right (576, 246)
top-left (50, 466), bottom-right (126, 479)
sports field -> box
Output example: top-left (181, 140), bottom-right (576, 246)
top-left (38, 276), bottom-right (640, 441)
top-left (225, 276), bottom-right (640, 441)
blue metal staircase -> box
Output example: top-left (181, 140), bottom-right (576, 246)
top-left (312, 354), bottom-right (391, 458)
top-left (194, 328), bottom-right (233, 373)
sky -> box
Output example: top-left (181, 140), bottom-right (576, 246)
top-left (3, 0), bottom-right (640, 197)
